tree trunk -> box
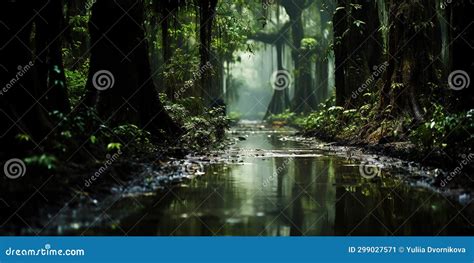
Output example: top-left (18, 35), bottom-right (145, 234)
top-left (380, 0), bottom-right (442, 120)
top-left (333, 0), bottom-right (383, 108)
top-left (0, 0), bottom-right (54, 150)
top-left (160, 4), bottom-right (175, 100)
top-left (85, 0), bottom-right (179, 136)
top-left (265, 43), bottom-right (291, 118)
top-left (333, 0), bottom-right (348, 106)
top-left (35, 0), bottom-right (70, 113)
top-left (198, 0), bottom-right (218, 104)
top-left (447, 0), bottom-right (474, 111)
top-left (282, 0), bottom-right (317, 113)
top-left (315, 0), bottom-right (332, 104)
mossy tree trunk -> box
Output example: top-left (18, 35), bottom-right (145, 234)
top-left (380, 0), bottom-right (442, 121)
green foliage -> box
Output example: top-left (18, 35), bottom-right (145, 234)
top-left (107, 143), bottom-right (123, 152)
top-left (180, 108), bottom-right (229, 151)
top-left (111, 124), bottom-right (155, 153)
top-left (16, 133), bottom-right (31, 142)
top-left (267, 110), bottom-right (297, 124)
top-left (214, 2), bottom-right (252, 60)
top-left (24, 154), bottom-right (58, 170)
top-left (301, 38), bottom-right (318, 51)
top-left (410, 107), bottom-right (474, 155)
top-left (299, 94), bottom-right (386, 141)
top-left (297, 94), bottom-right (472, 158)
top-left (228, 111), bottom-right (242, 124)
top-left (63, 14), bottom-right (91, 107)
top-left (63, 58), bottom-right (89, 106)
top-left (47, 108), bottom-right (162, 159)
top-left (162, 48), bottom-right (200, 94)
top-left (266, 110), bottom-right (308, 130)
top-left (161, 94), bottom-right (230, 152)
top-left (48, 109), bottom-right (102, 154)
top-left (302, 104), bottom-right (346, 137)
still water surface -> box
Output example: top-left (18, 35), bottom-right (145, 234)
top-left (67, 124), bottom-right (473, 236)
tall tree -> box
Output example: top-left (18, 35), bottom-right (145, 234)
top-left (266, 43), bottom-right (292, 118)
top-left (197, 0), bottom-right (219, 103)
top-left (0, 0), bottom-right (71, 150)
top-left (333, 0), bottom-right (348, 106)
top-left (380, 0), bottom-right (442, 120)
top-left (280, 0), bottom-right (317, 113)
top-left (446, 0), bottom-right (474, 111)
top-left (84, 0), bottom-right (179, 136)
top-left (333, 0), bottom-right (383, 108)
top-left (314, 0), bottom-right (333, 104)
top-left (35, 0), bottom-right (70, 113)
top-left (249, 21), bottom-right (292, 117)
top-left (153, 0), bottom-right (187, 100)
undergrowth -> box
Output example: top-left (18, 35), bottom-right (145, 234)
top-left (267, 95), bottom-right (473, 160)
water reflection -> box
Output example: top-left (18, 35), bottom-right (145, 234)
top-left (80, 127), bottom-right (473, 236)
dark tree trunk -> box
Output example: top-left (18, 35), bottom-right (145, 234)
top-left (333, 0), bottom-right (348, 106)
top-left (315, 0), bottom-right (332, 104)
top-left (159, 2), bottom-right (175, 100)
top-left (316, 58), bottom-right (328, 104)
top-left (0, 0), bottom-right (54, 150)
top-left (447, 0), bottom-right (474, 111)
top-left (35, 0), bottom-right (70, 113)
top-left (344, 0), bottom-right (382, 108)
top-left (333, 0), bottom-right (383, 108)
top-left (85, 0), bottom-right (180, 136)
top-left (380, 0), bottom-right (442, 120)
top-left (198, 0), bottom-right (218, 103)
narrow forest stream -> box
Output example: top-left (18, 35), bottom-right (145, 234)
top-left (43, 122), bottom-right (472, 236)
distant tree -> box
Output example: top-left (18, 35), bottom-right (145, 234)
top-left (249, 20), bottom-right (292, 117)
top-left (280, 0), bottom-right (317, 113)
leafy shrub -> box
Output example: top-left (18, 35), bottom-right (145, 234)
top-left (161, 94), bottom-right (230, 152)
top-left (64, 59), bottom-right (89, 107)
top-left (410, 106), bottom-right (474, 155)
